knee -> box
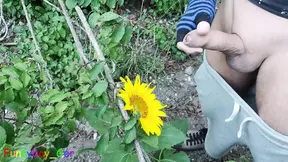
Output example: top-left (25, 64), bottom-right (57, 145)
top-left (257, 105), bottom-right (288, 136)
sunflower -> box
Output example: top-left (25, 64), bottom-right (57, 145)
top-left (118, 75), bottom-right (167, 136)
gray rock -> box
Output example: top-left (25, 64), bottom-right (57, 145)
top-left (184, 66), bottom-right (194, 76)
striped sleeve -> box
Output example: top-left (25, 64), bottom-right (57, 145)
top-left (176, 0), bottom-right (217, 43)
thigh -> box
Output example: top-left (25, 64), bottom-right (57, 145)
top-left (256, 54), bottom-right (288, 135)
top-left (206, 0), bottom-right (256, 93)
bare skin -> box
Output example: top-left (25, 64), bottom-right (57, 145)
top-left (178, 0), bottom-right (288, 135)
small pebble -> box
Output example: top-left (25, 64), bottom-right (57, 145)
top-left (184, 66), bottom-right (194, 75)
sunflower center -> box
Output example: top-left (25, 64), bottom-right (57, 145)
top-left (130, 95), bottom-right (148, 118)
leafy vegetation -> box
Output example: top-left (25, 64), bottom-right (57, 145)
top-left (0, 0), bottom-right (246, 162)
top-left (0, 0), bottom-right (191, 162)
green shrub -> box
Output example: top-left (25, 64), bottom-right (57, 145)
top-left (150, 0), bottom-right (189, 17)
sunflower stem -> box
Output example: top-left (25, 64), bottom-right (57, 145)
top-left (158, 149), bottom-right (164, 160)
top-left (73, 6), bottom-right (148, 162)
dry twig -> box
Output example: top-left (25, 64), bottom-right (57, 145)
top-left (57, 0), bottom-right (90, 69)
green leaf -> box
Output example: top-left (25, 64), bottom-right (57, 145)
top-left (0, 121), bottom-right (15, 144)
top-left (168, 119), bottom-right (188, 134)
top-left (0, 126), bottom-right (7, 148)
top-left (9, 77), bottom-right (23, 90)
top-left (118, 0), bottom-right (124, 6)
top-left (82, 91), bottom-right (93, 100)
top-left (105, 138), bottom-right (123, 153)
top-left (42, 36), bottom-right (49, 42)
top-left (65, 0), bottom-right (77, 10)
top-left (106, 0), bottom-right (116, 8)
top-left (19, 90), bottom-right (29, 102)
top-left (99, 12), bottom-right (120, 22)
top-left (101, 151), bottom-right (131, 162)
top-left (140, 135), bottom-right (158, 148)
top-left (123, 153), bottom-right (138, 162)
top-left (55, 102), bottom-right (69, 113)
top-left (99, 0), bottom-right (106, 4)
top-left (109, 127), bottom-right (117, 139)
top-left (59, 28), bottom-right (66, 38)
top-left (124, 127), bottom-right (136, 144)
top-left (41, 89), bottom-right (60, 102)
top-left (111, 24), bottom-right (125, 43)
top-left (92, 80), bottom-right (108, 97)
top-left (82, 0), bottom-right (92, 7)
top-left (14, 63), bottom-right (27, 71)
top-left (124, 117), bottom-right (137, 130)
top-left (161, 152), bottom-right (190, 162)
top-left (98, 105), bottom-right (107, 118)
top-left (121, 25), bottom-right (133, 44)
top-left (0, 76), bottom-right (7, 85)
top-left (42, 106), bottom-right (54, 114)
top-left (5, 89), bottom-right (15, 102)
top-left (90, 61), bottom-right (105, 80)
top-left (78, 0), bottom-right (85, 5)
top-left (84, 109), bottom-right (109, 134)
top-left (95, 133), bottom-right (109, 155)
top-left (158, 124), bottom-right (186, 149)
top-left (88, 12), bottom-right (100, 28)
top-left (6, 102), bottom-right (24, 113)
top-left (78, 84), bottom-right (90, 94)
top-left (111, 115), bottom-right (122, 127)
top-left (20, 73), bottom-right (31, 88)
top-left (49, 92), bottom-right (66, 103)
top-left (2, 67), bottom-right (19, 78)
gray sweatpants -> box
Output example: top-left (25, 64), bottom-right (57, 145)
top-left (194, 52), bottom-right (288, 162)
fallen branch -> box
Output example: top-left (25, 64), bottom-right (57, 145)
top-left (74, 5), bottom-right (147, 162)
top-left (21, 0), bottom-right (54, 89)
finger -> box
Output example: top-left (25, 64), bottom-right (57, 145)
top-left (196, 21), bottom-right (210, 36)
top-left (177, 42), bottom-right (203, 55)
top-left (183, 29), bottom-right (245, 56)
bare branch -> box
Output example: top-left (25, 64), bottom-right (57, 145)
top-left (57, 0), bottom-right (90, 69)
top-left (43, 0), bottom-right (85, 31)
top-left (74, 6), bottom-right (114, 88)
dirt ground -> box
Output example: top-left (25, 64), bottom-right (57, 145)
top-left (53, 54), bottom-right (253, 162)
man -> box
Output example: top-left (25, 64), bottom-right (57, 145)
top-left (175, 0), bottom-right (288, 157)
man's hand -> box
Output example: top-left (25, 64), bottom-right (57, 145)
top-left (177, 21), bottom-right (211, 55)
top-left (182, 24), bottom-right (245, 57)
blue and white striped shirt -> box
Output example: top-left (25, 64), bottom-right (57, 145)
top-left (176, 0), bottom-right (217, 43)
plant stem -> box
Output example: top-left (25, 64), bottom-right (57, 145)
top-left (20, 0), bottom-right (54, 89)
top-left (74, 6), bottom-right (148, 162)
top-left (158, 149), bottom-right (164, 160)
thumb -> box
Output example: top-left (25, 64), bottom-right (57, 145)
top-left (183, 29), bottom-right (245, 56)
top-left (196, 21), bottom-right (210, 36)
